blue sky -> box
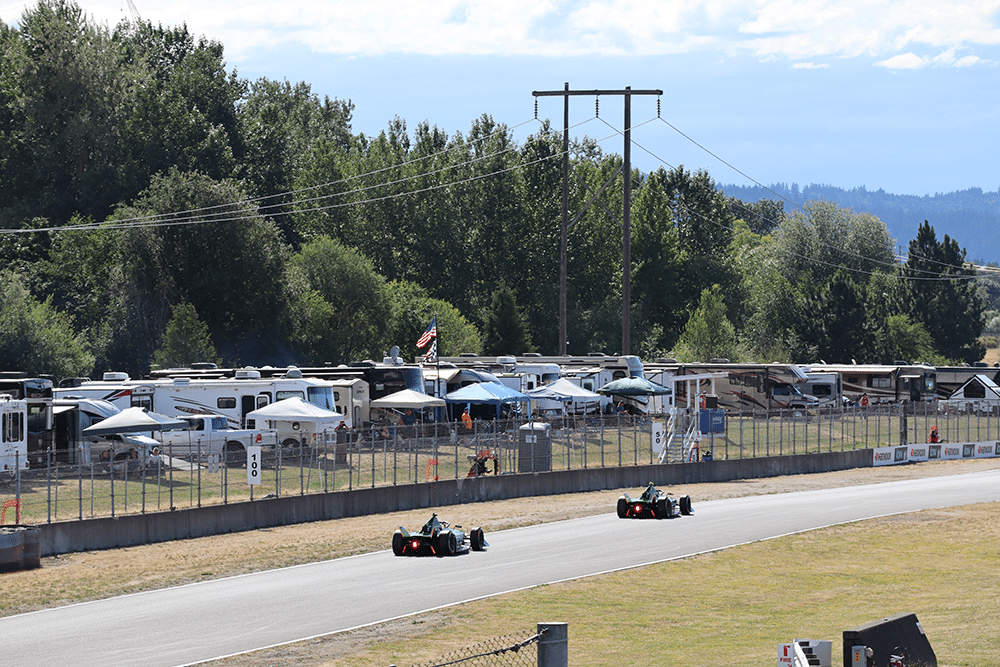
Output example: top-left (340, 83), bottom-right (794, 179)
top-left (5, 0), bottom-right (999, 197)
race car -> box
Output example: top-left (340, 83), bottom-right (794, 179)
top-left (616, 482), bottom-right (693, 519)
top-left (391, 513), bottom-right (487, 556)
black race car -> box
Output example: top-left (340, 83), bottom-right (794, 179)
top-left (617, 482), bottom-right (693, 519)
top-left (392, 513), bottom-right (487, 556)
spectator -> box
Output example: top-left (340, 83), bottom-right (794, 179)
top-left (461, 407), bottom-right (473, 431)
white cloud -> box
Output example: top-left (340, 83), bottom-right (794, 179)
top-left (791, 62), bottom-right (830, 69)
top-left (875, 52), bottom-right (926, 69)
top-left (12, 0), bottom-right (1000, 65)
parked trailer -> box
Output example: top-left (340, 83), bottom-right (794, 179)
top-left (149, 362), bottom-right (419, 426)
top-left (932, 365), bottom-right (1000, 399)
top-left (806, 363), bottom-right (937, 404)
top-left (55, 370), bottom-right (340, 445)
top-left (647, 361), bottom-right (817, 413)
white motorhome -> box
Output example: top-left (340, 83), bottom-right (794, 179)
top-left (801, 371), bottom-right (842, 408)
top-left (55, 369), bottom-right (340, 446)
top-left (1, 395), bottom-right (28, 474)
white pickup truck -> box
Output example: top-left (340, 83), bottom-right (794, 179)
top-left (155, 414), bottom-right (277, 465)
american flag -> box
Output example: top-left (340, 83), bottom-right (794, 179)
top-left (422, 339), bottom-right (437, 362)
top-left (417, 317), bottom-right (437, 348)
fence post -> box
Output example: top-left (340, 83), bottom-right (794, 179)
top-left (537, 622), bottom-right (568, 667)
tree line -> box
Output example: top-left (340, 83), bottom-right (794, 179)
top-left (0, 1), bottom-right (988, 380)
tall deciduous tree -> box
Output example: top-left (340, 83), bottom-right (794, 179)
top-left (0, 270), bottom-right (93, 376)
top-left (3, 0), bottom-right (127, 225)
top-left (385, 280), bottom-right (482, 361)
top-left (288, 236), bottom-right (391, 364)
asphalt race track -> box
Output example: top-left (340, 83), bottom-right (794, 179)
top-left (5, 468), bottom-right (999, 666)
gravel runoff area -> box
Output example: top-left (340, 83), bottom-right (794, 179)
top-left (4, 458), bottom-right (999, 665)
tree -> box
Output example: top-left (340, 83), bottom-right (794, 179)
top-left (152, 302), bottom-right (219, 369)
top-left (482, 285), bottom-right (534, 356)
top-left (797, 269), bottom-right (869, 363)
top-left (288, 236), bottom-right (392, 365)
top-left (3, 0), bottom-right (128, 225)
top-left (114, 20), bottom-right (246, 197)
top-left (901, 221), bottom-right (986, 363)
top-left (0, 270), bottom-right (93, 377)
top-left (882, 314), bottom-right (938, 365)
top-left (115, 169), bottom-right (292, 344)
top-left (672, 285), bottom-right (740, 362)
top-left (384, 280), bottom-right (482, 361)
top-left (772, 200), bottom-right (895, 288)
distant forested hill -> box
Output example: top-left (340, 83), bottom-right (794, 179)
top-left (722, 183), bottom-right (1000, 264)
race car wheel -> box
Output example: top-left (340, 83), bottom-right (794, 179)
top-left (392, 531), bottom-right (405, 556)
top-left (680, 495), bottom-right (693, 515)
top-left (655, 498), bottom-right (668, 518)
top-left (438, 531), bottom-right (457, 556)
top-left (616, 497), bottom-right (628, 518)
top-left (470, 527), bottom-right (485, 551)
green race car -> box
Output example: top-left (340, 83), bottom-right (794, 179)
top-left (617, 482), bottom-right (693, 519)
top-left (392, 513), bottom-right (487, 557)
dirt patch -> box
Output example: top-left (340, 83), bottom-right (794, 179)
top-left (4, 458), bottom-right (998, 665)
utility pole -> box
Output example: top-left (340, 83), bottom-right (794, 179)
top-left (532, 84), bottom-right (662, 356)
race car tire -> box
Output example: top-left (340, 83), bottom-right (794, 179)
top-left (616, 497), bottom-right (628, 518)
top-left (391, 531), bottom-right (405, 556)
top-left (655, 498), bottom-right (668, 518)
top-left (438, 531), bottom-right (457, 556)
top-left (680, 495), bottom-right (693, 515)
top-left (470, 527), bottom-right (485, 551)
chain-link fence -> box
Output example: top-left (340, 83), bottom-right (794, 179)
top-left (1, 401), bottom-right (991, 525)
top-left (400, 627), bottom-right (549, 667)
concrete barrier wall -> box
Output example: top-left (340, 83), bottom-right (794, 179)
top-left (40, 449), bottom-right (871, 556)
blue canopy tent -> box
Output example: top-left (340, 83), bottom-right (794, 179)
top-left (444, 381), bottom-right (530, 420)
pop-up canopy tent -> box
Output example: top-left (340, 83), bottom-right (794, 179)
top-left (82, 407), bottom-right (187, 436)
top-left (596, 376), bottom-right (672, 397)
top-left (246, 397), bottom-right (345, 445)
top-left (444, 381), bottom-right (530, 419)
top-left (525, 377), bottom-right (602, 403)
top-left (370, 389), bottom-right (446, 410)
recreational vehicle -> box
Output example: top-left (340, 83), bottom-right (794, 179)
top-left (648, 362), bottom-right (817, 413)
top-left (55, 370), bottom-right (340, 446)
top-left (807, 363), bottom-right (937, 403)
top-left (1, 395), bottom-right (28, 475)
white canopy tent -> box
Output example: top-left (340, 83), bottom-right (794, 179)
top-left (246, 397), bottom-right (345, 446)
top-left (524, 377), bottom-right (602, 403)
top-left (370, 389), bottom-right (446, 410)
